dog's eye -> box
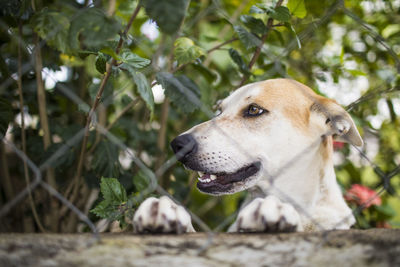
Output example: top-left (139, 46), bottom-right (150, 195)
top-left (245, 104), bottom-right (267, 117)
top-left (214, 109), bottom-right (222, 117)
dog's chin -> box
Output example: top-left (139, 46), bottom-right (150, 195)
top-left (190, 162), bottom-right (261, 196)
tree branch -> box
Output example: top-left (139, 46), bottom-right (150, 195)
top-left (33, 28), bottom-right (58, 231)
top-left (0, 143), bottom-right (12, 200)
top-left (155, 99), bottom-right (170, 184)
top-left (206, 37), bottom-right (239, 54)
top-left (203, 0), bottom-right (250, 67)
top-left (19, 22), bottom-right (46, 233)
top-left (239, 0), bottom-right (284, 87)
top-left (73, 4), bottom-right (142, 200)
top-left (171, 37), bottom-right (239, 74)
top-left (82, 98), bottom-right (139, 159)
top-left (106, 99), bottom-right (139, 131)
top-left (155, 0), bottom-right (191, 185)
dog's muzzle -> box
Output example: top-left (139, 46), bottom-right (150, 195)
top-left (170, 134), bottom-right (198, 164)
top-left (171, 134), bottom-right (261, 195)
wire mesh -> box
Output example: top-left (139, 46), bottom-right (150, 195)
top-left (0, 0), bottom-right (399, 251)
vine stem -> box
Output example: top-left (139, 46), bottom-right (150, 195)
top-left (154, 0), bottom-right (191, 187)
top-left (18, 22), bottom-right (47, 232)
top-left (171, 37), bottom-right (239, 74)
top-left (72, 4), bottom-right (142, 204)
top-left (202, 0), bottom-right (250, 67)
top-left (33, 30), bottom-right (58, 231)
top-left (82, 98), bottom-right (139, 159)
top-left (238, 0), bottom-right (284, 87)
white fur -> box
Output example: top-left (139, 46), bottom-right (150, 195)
top-left (133, 196), bottom-right (194, 233)
top-left (228, 196), bottom-right (302, 232)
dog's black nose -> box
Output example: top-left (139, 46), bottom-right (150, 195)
top-left (170, 134), bottom-right (198, 162)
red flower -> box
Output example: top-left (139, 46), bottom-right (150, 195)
top-left (333, 141), bottom-right (345, 150)
top-left (376, 221), bottom-right (392, 229)
top-left (344, 184), bottom-right (382, 208)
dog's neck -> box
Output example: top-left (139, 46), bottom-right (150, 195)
top-left (250, 136), bottom-right (336, 211)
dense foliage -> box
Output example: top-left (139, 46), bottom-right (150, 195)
top-left (0, 0), bottom-right (399, 232)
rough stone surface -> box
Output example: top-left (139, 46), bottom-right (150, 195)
top-left (0, 229), bottom-right (399, 266)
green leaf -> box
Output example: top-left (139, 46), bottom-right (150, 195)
top-left (345, 69), bottom-right (367, 76)
top-left (31, 9), bottom-right (70, 53)
top-left (92, 140), bottom-right (121, 178)
top-left (88, 80), bottom-right (113, 101)
top-left (133, 171), bottom-right (150, 192)
top-left (287, 0), bottom-right (307, 19)
top-left (90, 200), bottom-right (110, 218)
top-left (121, 94), bottom-right (133, 106)
top-left (355, 212), bottom-right (371, 229)
top-left (120, 50), bottom-right (151, 69)
top-left (382, 24), bottom-right (400, 39)
top-left (95, 52), bottom-right (107, 74)
top-left (174, 37), bottom-right (205, 65)
top-left (240, 15), bottom-right (267, 35)
top-left (133, 72), bottom-right (154, 115)
top-left (90, 177), bottom-right (128, 223)
top-left (100, 177), bottom-right (128, 203)
top-left (249, 5), bottom-right (265, 14)
top-left (68, 8), bottom-right (121, 51)
top-left (192, 63), bottom-right (218, 83)
top-left (123, 66), bottom-right (154, 115)
top-left (284, 22), bottom-right (301, 49)
top-left (100, 47), bottom-right (121, 61)
top-left (234, 25), bottom-right (262, 49)
top-left (268, 6), bottom-right (291, 22)
top-left (2, 0), bottom-right (32, 19)
top-left (229, 48), bottom-right (251, 75)
top-left (0, 98), bottom-right (13, 138)
top-left (156, 72), bottom-right (201, 113)
top-left (374, 204), bottom-right (396, 222)
top-left (77, 50), bottom-right (98, 59)
top-left (90, 198), bottom-right (126, 222)
top-left (142, 0), bottom-right (190, 34)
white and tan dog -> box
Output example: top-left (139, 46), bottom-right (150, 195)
top-left (133, 78), bottom-right (363, 233)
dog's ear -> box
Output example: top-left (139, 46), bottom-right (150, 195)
top-left (311, 99), bottom-right (363, 147)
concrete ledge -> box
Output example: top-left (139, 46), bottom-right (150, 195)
top-left (1, 229), bottom-right (399, 266)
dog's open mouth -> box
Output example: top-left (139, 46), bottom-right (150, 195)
top-left (195, 162), bottom-right (261, 194)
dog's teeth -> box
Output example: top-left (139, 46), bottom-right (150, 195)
top-left (198, 173), bottom-right (215, 183)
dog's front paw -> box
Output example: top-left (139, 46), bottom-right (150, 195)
top-left (233, 195), bottom-right (302, 233)
top-left (133, 196), bottom-right (195, 234)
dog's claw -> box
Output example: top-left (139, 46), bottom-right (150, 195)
top-left (234, 195), bottom-right (302, 233)
top-left (133, 196), bottom-right (195, 234)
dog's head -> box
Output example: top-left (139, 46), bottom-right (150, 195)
top-left (170, 79), bottom-right (363, 195)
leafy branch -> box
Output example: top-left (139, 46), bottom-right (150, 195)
top-left (73, 4), bottom-right (142, 205)
top-left (171, 37), bottom-right (239, 74)
top-left (238, 0), bottom-right (284, 87)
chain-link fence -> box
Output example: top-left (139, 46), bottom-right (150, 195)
top-left (0, 0), bottom-right (399, 246)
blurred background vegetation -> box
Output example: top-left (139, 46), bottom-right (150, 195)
top-left (0, 0), bottom-right (399, 233)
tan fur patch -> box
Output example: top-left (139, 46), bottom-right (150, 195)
top-left (283, 105), bottom-right (310, 131)
top-left (320, 135), bottom-right (333, 162)
top-left (256, 79), bottom-right (317, 131)
top-left (216, 116), bottom-right (234, 124)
